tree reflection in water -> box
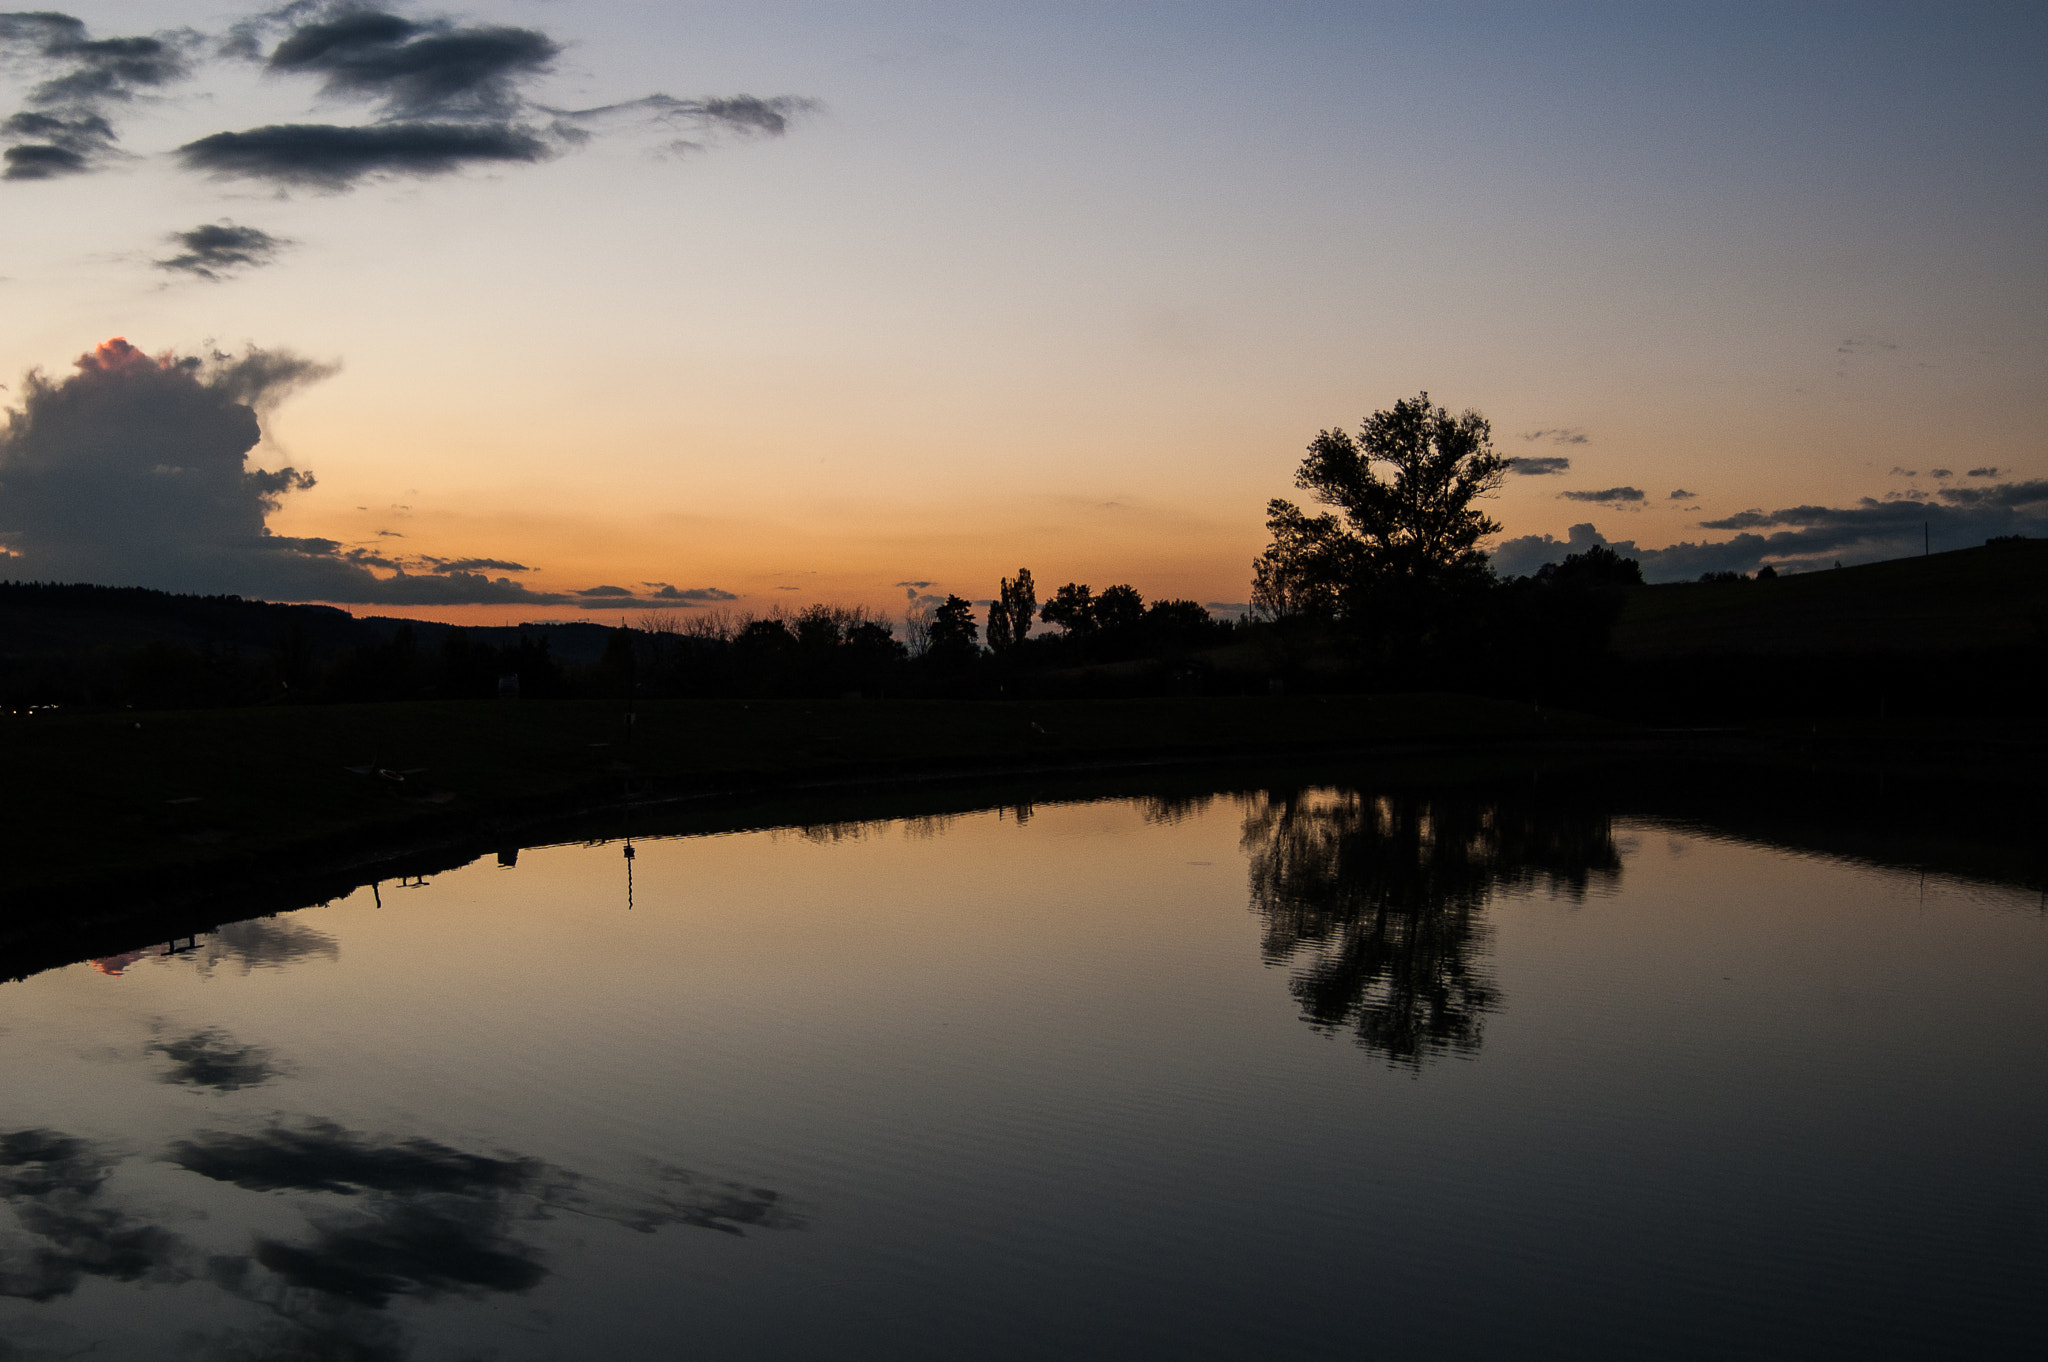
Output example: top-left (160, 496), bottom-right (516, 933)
top-left (1242, 785), bottom-right (1622, 1067)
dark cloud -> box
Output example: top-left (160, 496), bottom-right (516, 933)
top-left (1912, 478), bottom-right (2046, 510)
top-left (3, 5), bottom-right (815, 190)
top-left (265, 10), bottom-right (559, 120)
top-left (154, 221), bottom-right (292, 280)
top-left (149, 1029), bottom-right (280, 1092)
top-left (428, 555), bottom-right (528, 573)
top-left (1968, 467), bottom-right (2000, 478)
top-left (1930, 467), bottom-right (1953, 478)
top-left (1506, 456), bottom-right (1570, 476)
top-left (1493, 479), bottom-right (2048, 581)
top-left (572, 584), bottom-right (737, 610)
top-left (178, 120), bottom-right (549, 188)
top-left (0, 338), bottom-right (644, 606)
top-left (1520, 428), bottom-right (1588, 445)
top-left (1889, 466), bottom-right (1918, 477)
top-left (0, 11), bottom-right (197, 177)
top-left (1, 108), bottom-right (112, 177)
top-left (176, 5), bottom-right (817, 190)
top-left (1669, 489), bottom-right (1697, 500)
top-left (1558, 486), bottom-right (1644, 503)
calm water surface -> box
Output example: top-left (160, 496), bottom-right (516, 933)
top-left (1, 780), bottom-right (2042, 1359)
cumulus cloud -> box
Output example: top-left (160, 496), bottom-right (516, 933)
top-left (154, 221), bottom-right (292, 280)
top-left (1492, 479), bottom-right (2048, 582)
top-left (1668, 489), bottom-right (1697, 500)
top-left (0, 11), bottom-right (198, 177)
top-left (0, 337), bottom-right (704, 606)
top-left (1558, 486), bottom-right (1644, 503)
top-left (1968, 467), bottom-right (2000, 478)
top-left (1520, 428), bottom-right (1588, 445)
top-left (1506, 456), bottom-right (1571, 476)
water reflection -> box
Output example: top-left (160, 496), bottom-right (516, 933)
top-left (1242, 785), bottom-right (1621, 1066)
top-left (149, 1027), bottom-right (282, 1091)
top-left (0, 1109), bottom-right (799, 1358)
top-left (0, 1129), bottom-right (184, 1303)
top-left (89, 918), bottom-right (340, 980)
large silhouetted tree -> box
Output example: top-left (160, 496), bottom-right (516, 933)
top-left (1255, 392), bottom-right (1507, 633)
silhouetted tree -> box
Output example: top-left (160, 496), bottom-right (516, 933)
top-left (1140, 599), bottom-right (1217, 646)
top-left (987, 568), bottom-right (1036, 657)
top-left (925, 594), bottom-right (980, 665)
top-left (1094, 584), bottom-right (1145, 633)
top-left (1039, 582), bottom-right (1097, 635)
top-left (1250, 502), bottom-right (1353, 623)
top-left (1535, 542), bottom-right (1643, 591)
top-left (1256, 393), bottom-right (1507, 650)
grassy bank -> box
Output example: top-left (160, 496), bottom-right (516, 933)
top-left (1, 692), bottom-right (1613, 909)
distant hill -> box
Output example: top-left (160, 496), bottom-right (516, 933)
top-left (0, 581), bottom-right (620, 667)
top-left (1612, 538), bottom-right (2048, 659)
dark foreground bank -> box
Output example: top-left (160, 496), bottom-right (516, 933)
top-left (4, 694), bottom-right (1607, 907)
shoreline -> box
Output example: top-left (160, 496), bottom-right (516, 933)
top-left (6, 696), bottom-right (2043, 983)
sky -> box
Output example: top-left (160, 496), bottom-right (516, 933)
top-left (1, 1), bottom-right (2043, 621)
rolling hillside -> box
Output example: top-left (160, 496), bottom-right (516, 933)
top-left (1612, 538), bottom-right (2048, 659)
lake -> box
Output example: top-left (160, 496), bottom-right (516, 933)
top-left (1, 767), bottom-right (2042, 1360)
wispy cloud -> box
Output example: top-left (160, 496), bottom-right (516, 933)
top-left (1558, 486), bottom-right (1644, 503)
top-left (1507, 456), bottom-right (1571, 476)
top-left (1520, 428), bottom-right (1588, 446)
